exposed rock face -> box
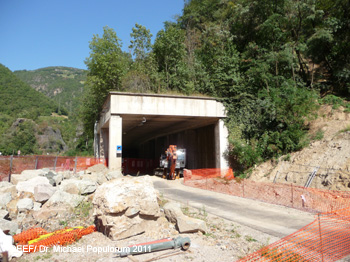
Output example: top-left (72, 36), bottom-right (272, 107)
top-left (36, 126), bottom-right (68, 152)
top-left (93, 176), bottom-right (162, 240)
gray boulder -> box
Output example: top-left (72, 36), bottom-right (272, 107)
top-left (0, 209), bottom-right (9, 219)
top-left (34, 184), bottom-right (56, 203)
top-left (60, 179), bottom-right (97, 195)
top-left (176, 215), bottom-right (207, 234)
top-left (163, 202), bottom-right (184, 224)
top-left (105, 170), bottom-right (123, 181)
top-left (17, 198), bottom-right (34, 212)
top-left (163, 202), bottom-right (207, 234)
top-left (16, 176), bottom-right (50, 194)
top-left (0, 182), bottom-right (16, 198)
top-left (93, 176), bottom-right (161, 240)
top-left (0, 192), bottom-right (12, 209)
top-left (45, 190), bottom-right (84, 208)
top-left (0, 218), bottom-right (18, 234)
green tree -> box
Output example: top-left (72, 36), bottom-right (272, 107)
top-left (82, 26), bottom-right (131, 138)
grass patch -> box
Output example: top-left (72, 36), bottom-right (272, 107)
top-left (74, 201), bottom-right (93, 218)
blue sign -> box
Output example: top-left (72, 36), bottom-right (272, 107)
top-left (117, 145), bottom-right (122, 152)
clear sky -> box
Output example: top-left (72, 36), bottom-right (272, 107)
top-left (0, 0), bottom-right (185, 71)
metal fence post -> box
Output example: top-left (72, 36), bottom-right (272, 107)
top-left (318, 214), bottom-right (324, 262)
top-left (242, 179), bottom-right (245, 198)
top-left (54, 156), bottom-right (58, 171)
top-left (9, 155), bottom-right (13, 183)
top-left (35, 156), bottom-right (38, 169)
top-left (291, 183), bottom-right (294, 208)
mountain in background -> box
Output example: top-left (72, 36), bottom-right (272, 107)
top-left (0, 64), bottom-right (81, 155)
top-left (14, 66), bottom-right (87, 115)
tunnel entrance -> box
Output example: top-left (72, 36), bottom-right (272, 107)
top-left (96, 92), bottom-right (228, 171)
top-left (123, 122), bottom-right (217, 170)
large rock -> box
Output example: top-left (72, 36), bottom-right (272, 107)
top-left (11, 169), bottom-right (47, 185)
top-left (163, 202), bottom-right (184, 224)
top-left (33, 204), bottom-right (71, 222)
top-left (176, 216), bottom-right (207, 234)
top-left (60, 179), bottom-right (97, 195)
top-left (42, 171), bottom-right (58, 186)
top-left (86, 164), bottom-right (108, 174)
top-left (0, 182), bottom-right (17, 198)
top-left (0, 218), bottom-right (18, 234)
top-left (34, 184), bottom-right (56, 202)
top-left (16, 176), bottom-right (50, 194)
top-left (163, 202), bottom-right (207, 234)
top-left (45, 190), bottom-right (84, 208)
top-left (0, 209), bottom-right (9, 219)
top-left (52, 173), bottom-right (63, 185)
top-left (0, 192), bottom-right (12, 209)
top-left (105, 170), bottom-right (123, 181)
top-left (93, 176), bottom-right (162, 240)
top-left (17, 198), bottom-right (34, 212)
top-left (80, 173), bottom-right (107, 186)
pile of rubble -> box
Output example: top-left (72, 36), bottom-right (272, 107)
top-left (0, 164), bottom-right (208, 259)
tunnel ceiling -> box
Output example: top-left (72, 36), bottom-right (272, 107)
top-left (121, 114), bottom-right (220, 147)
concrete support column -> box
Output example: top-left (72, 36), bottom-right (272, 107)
top-left (215, 119), bottom-right (229, 169)
top-left (108, 115), bottom-right (122, 170)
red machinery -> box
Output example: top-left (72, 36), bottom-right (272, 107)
top-left (157, 145), bottom-right (186, 180)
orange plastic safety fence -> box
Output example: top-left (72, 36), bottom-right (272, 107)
top-left (183, 168), bottom-right (234, 182)
top-left (0, 155), bottom-right (107, 181)
top-left (13, 227), bottom-right (48, 244)
top-left (184, 174), bottom-right (350, 214)
top-left (19, 226), bottom-right (96, 253)
top-left (238, 210), bottom-right (350, 261)
top-left (184, 169), bottom-right (350, 261)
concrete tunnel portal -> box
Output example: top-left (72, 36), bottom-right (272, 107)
top-left (95, 92), bottom-right (229, 173)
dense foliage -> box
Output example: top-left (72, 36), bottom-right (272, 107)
top-left (14, 67), bottom-right (87, 115)
top-left (0, 64), bottom-right (64, 154)
top-left (81, 0), bottom-right (350, 169)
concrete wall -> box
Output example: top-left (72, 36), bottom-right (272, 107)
top-left (97, 92), bottom-right (229, 171)
top-left (109, 92), bottom-right (226, 117)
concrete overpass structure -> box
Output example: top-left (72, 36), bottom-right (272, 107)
top-left (95, 92), bottom-right (229, 171)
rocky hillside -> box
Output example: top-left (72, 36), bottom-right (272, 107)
top-left (14, 67), bottom-right (87, 115)
top-left (249, 105), bottom-right (350, 191)
top-left (0, 64), bottom-right (77, 155)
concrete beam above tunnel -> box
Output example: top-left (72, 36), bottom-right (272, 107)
top-left (96, 92), bottom-right (229, 171)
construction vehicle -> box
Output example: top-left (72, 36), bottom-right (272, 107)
top-left (155, 145), bottom-right (186, 180)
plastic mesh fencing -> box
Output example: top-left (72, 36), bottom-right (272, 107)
top-left (13, 227), bottom-right (48, 245)
top-left (0, 155), bottom-right (107, 181)
top-left (184, 169), bottom-right (350, 261)
top-left (14, 225), bottom-right (96, 253)
top-left (183, 168), bottom-right (234, 182)
top-left (238, 210), bottom-right (350, 262)
top-left (183, 171), bottom-right (350, 214)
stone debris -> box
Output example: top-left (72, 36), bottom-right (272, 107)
top-left (0, 165), bottom-right (212, 261)
top-left (60, 179), bottom-right (97, 195)
top-left (16, 198), bottom-right (34, 212)
top-left (163, 202), bottom-right (207, 233)
top-left (92, 176), bottom-right (167, 240)
top-left (16, 176), bottom-right (50, 194)
top-left (34, 183), bottom-right (56, 202)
